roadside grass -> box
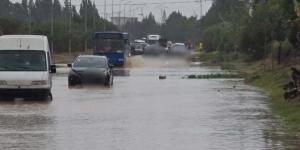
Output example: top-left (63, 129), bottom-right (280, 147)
top-left (249, 67), bottom-right (300, 133)
top-left (198, 52), bottom-right (300, 133)
top-left (52, 50), bottom-right (93, 64)
top-left (193, 51), bottom-right (219, 65)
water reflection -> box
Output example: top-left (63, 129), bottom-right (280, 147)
top-left (0, 102), bottom-right (55, 150)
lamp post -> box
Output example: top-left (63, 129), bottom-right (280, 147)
top-left (103, 0), bottom-right (107, 31)
top-left (28, 1), bottom-right (32, 34)
top-left (118, 0), bottom-right (124, 28)
top-left (51, 0), bottom-right (54, 52)
top-left (69, 0), bottom-right (72, 54)
top-left (84, 0), bottom-right (88, 51)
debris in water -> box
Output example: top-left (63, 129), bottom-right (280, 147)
top-left (159, 75), bottom-right (167, 80)
top-left (184, 74), bottom-right (243, 79)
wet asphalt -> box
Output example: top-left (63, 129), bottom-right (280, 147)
top-left (0, 57), bottom-right (298, 150)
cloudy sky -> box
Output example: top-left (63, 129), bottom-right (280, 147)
top-left (10, 0), bottom-right (213, 22)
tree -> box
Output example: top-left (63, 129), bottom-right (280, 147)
top-left (53, 0), bottom-right (62, 20)
top-left (22, 0), bottom-right (28, 9)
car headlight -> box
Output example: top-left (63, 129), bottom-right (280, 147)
top-left (0, 80), bottom-right (7, 85)
top-left (31, 80), bottom-right (47, 85)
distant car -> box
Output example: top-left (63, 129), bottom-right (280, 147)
top-left (143, 43), bottom-right (167, 56)
top-left (131, 43), bottom-right (145, 55)
top-left (169, 43), bottom-right (189, 56)
top-left (131, 39), bottom-right (148, 55)
top-left (68, 55), bottom-right (113, 87)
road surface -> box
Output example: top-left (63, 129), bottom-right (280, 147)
top-left (0, 57), bottom-right (298, 150)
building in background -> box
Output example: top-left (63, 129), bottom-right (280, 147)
top-left (111, 17), bottom-right (138, 27)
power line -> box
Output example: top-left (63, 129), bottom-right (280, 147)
top-left (71, 0), bottom-right (208, 6)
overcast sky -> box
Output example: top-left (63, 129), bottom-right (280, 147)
top-left (10, 0), bottom-right (213, 22)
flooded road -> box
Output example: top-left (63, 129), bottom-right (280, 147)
top-left (0, 57), bottom-right (298, 149)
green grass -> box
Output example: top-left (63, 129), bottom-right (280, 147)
top-left (198, 52), bottom-right (300, 133)
top-left (249, 68), bottom-right (300, 133)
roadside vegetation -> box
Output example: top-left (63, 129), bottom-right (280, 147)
top-left (0, 0), bottom-right (117, 52)
top-left (2, 0), bottom-right (300, 132)
top-left (0, 0), bottom-right (201, 53)
top-left (198, 0), bottom-right (300, 133)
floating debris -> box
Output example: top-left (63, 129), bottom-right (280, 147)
top-left (184, 74), bottom-right (243, 79)
top-left (159, 75), bottom-right (167, 80)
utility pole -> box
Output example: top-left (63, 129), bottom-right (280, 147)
top-left (123, 4), bottom-right (126, 31)
top-left (199, 0), bottom-right (203, 19)
top-left (139, 7), bottom-right (144, 19)
top-left (68, 0), bottom-right (72, 54)
top-left (119, 3), bottom-right (121, 28)
top-left (103, 0), bottom-right (107, 31)
top-left (129, 5), bottom-right (131, 33)
top-left (112, 0), bottom-right (114, 20)
top-left (84, 0), bottom-right (88, 52)
top-left (28, 2), bottom-right (32, 34)
top-left (118, 0), bottom-right (125, 30)
top-left (51, 0), bottom-right (54, 52)
top-left (93, 0), bottom-right (96, 30)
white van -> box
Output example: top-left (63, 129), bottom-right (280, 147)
top-left (0, 35), bottom-right (56, 100)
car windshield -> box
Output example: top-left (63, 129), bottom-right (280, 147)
top-left (0, 50), bottom-right (47, 71)
top-left (73, 57), bottom-right (107, 68)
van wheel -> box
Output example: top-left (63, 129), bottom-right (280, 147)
top-left (40, 91), bottom-right (53, 101)
top-left (46, 92), bottom-right (53, 101)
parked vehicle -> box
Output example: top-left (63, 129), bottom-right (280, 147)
top-left (68, 55), bottom-right (113, 87)
top-left (0, 35), bottom-right (56, 100)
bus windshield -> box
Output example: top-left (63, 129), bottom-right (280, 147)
top-left (95, 39), bottom-right (125, 52)
top-left (0, 50), bottom-right (47, 71)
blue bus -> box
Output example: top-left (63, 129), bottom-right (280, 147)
top-left (93, 32), bottom-right (130, 66)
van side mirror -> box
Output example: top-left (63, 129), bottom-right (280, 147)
top-left (67, 64), bottom-right (72, 68)
top-left (50, 65), bottom-right (56, 73)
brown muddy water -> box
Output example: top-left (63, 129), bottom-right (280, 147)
top-left (0, 57), bottom-right (299, 150)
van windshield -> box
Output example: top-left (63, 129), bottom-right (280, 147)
top-left (0, 50), bottom-right (47, 71)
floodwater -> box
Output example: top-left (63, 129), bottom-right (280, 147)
top-left (0, 57), bottom-right (299, 150)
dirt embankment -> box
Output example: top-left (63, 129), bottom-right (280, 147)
top-left (52, 51), bottom-right (93, 64)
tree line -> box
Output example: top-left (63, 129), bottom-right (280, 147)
top-left (0, 0), bottom-right (116, 52)
top-left (124, 11), bottom-right (199, 43)
top-left (199, 0), bottom-right (300, 64)
top-left (0, 0), bottom-right (203, 52)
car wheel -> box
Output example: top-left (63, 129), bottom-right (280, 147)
top-left (104, 75), bottom-right (112, 86)
top-left (36, 91), bottom-right (52, 101)
top-left (68, 77), bottom-right (80, 87)
top-left (68, 80), bottom-right (75, 87)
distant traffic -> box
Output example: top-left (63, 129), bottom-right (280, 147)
top-left (0, 32), bottom-right (193, 101)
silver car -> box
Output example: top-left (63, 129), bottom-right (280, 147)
top-left (68, 55), bottom-right (113, 87)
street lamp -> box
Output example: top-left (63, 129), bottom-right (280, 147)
top-left (118, 0), bottom-right (126, 28)
top-left (69, 0), bottom-right (72, 54)
top-left (51, 0), bottom-right (54, 52)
